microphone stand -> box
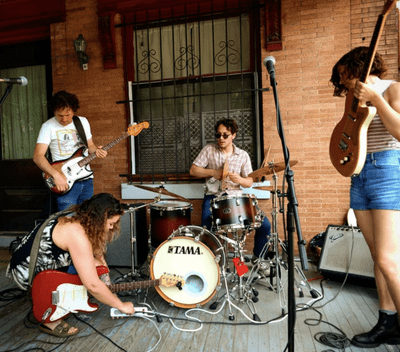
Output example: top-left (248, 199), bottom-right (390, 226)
top-left (266, 60), bottom-right (308, 352)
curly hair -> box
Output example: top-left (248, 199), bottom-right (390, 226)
top-left (215, 118), bottom-right (239, 134)
top-left (49, 90), bottom-right (80, 113)
top-left (59, 193), bottom-right (124, 255)
top-left (330, 46), bottom-right (387, 97)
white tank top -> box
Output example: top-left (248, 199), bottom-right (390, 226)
top-left (367, 78), bottom-right (400, 153)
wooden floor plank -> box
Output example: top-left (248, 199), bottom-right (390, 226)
top-left (2, 256), bottom-right (399, 352)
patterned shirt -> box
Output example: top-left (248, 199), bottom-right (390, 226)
top-left (192, 143), bottom-right (253, 195)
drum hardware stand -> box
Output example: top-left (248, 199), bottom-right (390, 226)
top-left (246, 172), bottom-right (318, 303)
top-left (122, 197), bottom-right (160, 283)
top-left (210, 227), bottom-right (261, 321)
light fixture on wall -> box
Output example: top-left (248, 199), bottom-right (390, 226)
top-left (74, 34), bottom-right (89, 70)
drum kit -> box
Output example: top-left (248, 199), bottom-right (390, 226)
top-left (121, 160), bottom-right (316, 320)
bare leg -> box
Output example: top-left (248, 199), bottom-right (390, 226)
top-left (355, 210), bottom-right (396, 311)
top-left (351, 209), bottom-right (400, 348)
top-left (371, 209), bottom-right (400, 312)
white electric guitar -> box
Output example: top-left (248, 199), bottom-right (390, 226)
top-left (43, 122), bottom-right (149, 195)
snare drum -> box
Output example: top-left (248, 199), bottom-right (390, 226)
top-left (150, 201), bottom-right (192, 248)
top-left (211, 194), bottom-right (261, 231)
top-left (150, 225), bottom-right (224, 308)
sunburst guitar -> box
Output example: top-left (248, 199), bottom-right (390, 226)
top-left (329, 0), bottom-right (396, 177)
top-left (43, 121), bottom-right (149, 194)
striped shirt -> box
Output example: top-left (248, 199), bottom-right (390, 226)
top-left (367, 78), bottom-right (400, 153)
top-left (192, 143), bottom-right (253, 195)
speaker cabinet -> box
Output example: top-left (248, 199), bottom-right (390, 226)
top-left (106, 203), bottom-right (148, 267)
top-left (318, 225), bottom-right (374, 281)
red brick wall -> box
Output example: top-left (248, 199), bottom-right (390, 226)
top-left (49, 0), bottom-right (399, 253)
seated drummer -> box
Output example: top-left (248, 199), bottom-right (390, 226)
top-left (189, 118), bottom-right (271, 262)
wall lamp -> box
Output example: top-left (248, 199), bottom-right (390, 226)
top-left (74, 34), bottom-right (89, 70)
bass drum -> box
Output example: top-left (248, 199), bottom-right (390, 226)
top-left (150, 225), bottom-right (224, 308)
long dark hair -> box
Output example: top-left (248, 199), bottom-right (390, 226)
top-left (330, 46), bottom-right (387, 97)
top-left (59, 193), bottom-right (124, 254)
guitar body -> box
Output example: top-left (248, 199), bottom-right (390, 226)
top-left (329, 0), bottom-right (396, 177)
top-left (31, 270), bottom-right (99, 323)
top-left (42, 121), bottom-right (150, 195)
top-left (43, 148), bottom-right (93, 195)
top-left (31, 265), bottom-right (182, 324)
top-left (329, 92), bottom-right (377, 177)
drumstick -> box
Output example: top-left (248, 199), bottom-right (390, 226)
top-left (221, 159), bottom-right (229, 191)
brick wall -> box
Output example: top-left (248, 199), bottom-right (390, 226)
top-left (48, 0), bottom-right (399, 253)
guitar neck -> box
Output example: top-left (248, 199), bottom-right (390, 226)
top-left (109, 279), bottom-right (160, 293)
top-left (351, 8), bottom-right (392, 114)
top-left (77, 131), bottom-right (130, 167)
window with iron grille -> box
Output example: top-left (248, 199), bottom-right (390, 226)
top-left (126, 6), bottom-right (263, 181)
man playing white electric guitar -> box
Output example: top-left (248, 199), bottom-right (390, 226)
top-left (33, 90), bottom-right (107, 211)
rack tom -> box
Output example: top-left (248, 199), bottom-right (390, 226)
top-left (211, 194), bottom-right (261, 231)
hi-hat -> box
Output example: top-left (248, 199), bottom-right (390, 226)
top-left (249, 160), bottom-right (298, 180)
top-left (134, 184), bottom-right (189, 202)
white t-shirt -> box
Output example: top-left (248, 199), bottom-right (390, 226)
top-left (36, 116), bottom-right (92, 162)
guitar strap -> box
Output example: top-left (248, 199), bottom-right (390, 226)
top-left (73, 116), bottom-right (88, 148)
top-left (28, 210), bottom-right (73, 288)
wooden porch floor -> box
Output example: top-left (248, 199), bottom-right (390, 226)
top-left (0, 248), bottom-right (399, 352)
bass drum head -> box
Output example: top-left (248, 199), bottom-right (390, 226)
top-left (150, 236), bottom-right (220, 308)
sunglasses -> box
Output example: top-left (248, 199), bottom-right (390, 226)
top-left (215, 133), bottom-right (232, 139)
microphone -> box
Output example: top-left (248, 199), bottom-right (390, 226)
top-left (0, 76), bottom-right (28, 86)
top-left (263, 56), bottom-right (276, 77)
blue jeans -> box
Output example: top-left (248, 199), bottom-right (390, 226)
top-left (351, 150), bottom-right (400, 210)
top-left (201, 194), bottom-right (271, 257)
top-left (56, 178), bottom-right (94, 211)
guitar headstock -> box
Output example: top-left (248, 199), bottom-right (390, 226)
top-left (382, 0), bottom-right (396, 15)
top-left (159, 273), bottom-right (185, 288)
top-left (127, 121), bottom-right (150, 136)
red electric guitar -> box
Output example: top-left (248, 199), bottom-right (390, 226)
top-left (329, 0), bottom-right (396, 177)
top-left (31, 266), bottom-right (184, 323)
top-left (43, 121), bottom-right (149, 194)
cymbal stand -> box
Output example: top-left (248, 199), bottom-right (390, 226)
top-left (246, 170), bottom-right (318, 301)
top-left (121, 196), bottom-right (160, 281)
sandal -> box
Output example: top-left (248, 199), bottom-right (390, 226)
top-left (39, 320), bottom-right (79, 337)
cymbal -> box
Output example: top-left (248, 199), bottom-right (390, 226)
top-left (134, 184), bottom-right (189, 202)
top-left (249, 160), bottom-right (298, 180)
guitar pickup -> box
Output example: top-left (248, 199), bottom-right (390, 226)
top-left (46, 178), bottom-right (56, 188)
top-left (339, 139), bottom-right (348, 151)
top-left (52, 291), bottom-right (59, 305)
top-left (342, 132), bottom-right (351, 140)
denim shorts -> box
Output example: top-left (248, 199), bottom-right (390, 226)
top-left (350, 150), bottom-right (400, 210)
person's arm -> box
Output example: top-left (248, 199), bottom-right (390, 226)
top-left (355, 81), bottom-right (400, 140)
top-left (86, 138), bottom-right (107, 159)
top-left (64, 224), bottom-right (134, 315)
top-left (189, 164), bottom-right (223, 180)
top-left (33, 143), bottom-right (69, 192)
top-left (228, 173), bottom-right (253, 188)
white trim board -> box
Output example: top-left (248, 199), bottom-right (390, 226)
top-left (121, 181), bottom-right (271, 200)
